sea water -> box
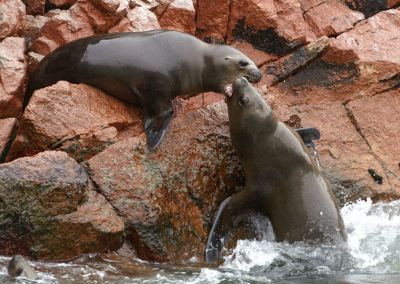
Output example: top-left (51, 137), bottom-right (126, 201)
top-left (1, 198), bottom-right (400, 284)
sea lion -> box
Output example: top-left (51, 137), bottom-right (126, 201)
top-left (205, 78), bottom-right (347, 263)
top-left (26, 30), bottom-right (262, 149)
top-left (8, 255), bottom-right (39, 280)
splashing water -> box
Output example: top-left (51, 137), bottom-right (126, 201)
top-left (1, 199), bottom-right (400, 283)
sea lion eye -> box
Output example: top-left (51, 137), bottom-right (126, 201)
top-left (239, 60), bottom-right (249, 67)
top-left (238, 96), bottom-right (249, 106)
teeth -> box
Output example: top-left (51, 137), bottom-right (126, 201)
top-left (224, 84), bottom-right (233, 97)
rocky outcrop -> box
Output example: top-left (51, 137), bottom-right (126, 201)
top-left (6, 81), bottom-right (141, 162)
top-left (0, 37), bottom-right (27, 119)
top-left (109, 6), bottom-right (161, 33)
top-left (0, 151), bottom-right (124, 259)
top-left (87, 102), bottom-right (243, 261)
top-left (0, 0), bottom-right (26, 40)
top-left (196, 0), bottom-right (230, 43)
top-left (159, 0), bottom-right (196, 34)
top-left (346, 91), bottom-right (400, 193)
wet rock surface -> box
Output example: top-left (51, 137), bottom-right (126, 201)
top-left (0, 0), bottom-right (399, 263)
top-left (0, 151), bottom-right (124, 259)
top-left (87, 102), bottom-right (244, 261)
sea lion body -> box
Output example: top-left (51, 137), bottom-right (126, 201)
top-left (205, 78), bottom-right (346, 263)
top-left (27, 30), bottom-right (262, 149)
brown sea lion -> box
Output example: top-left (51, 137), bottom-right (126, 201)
top-left (26, 30), bottom-right (262, 149)
top-left (205, 78), bottom-right (347, 263)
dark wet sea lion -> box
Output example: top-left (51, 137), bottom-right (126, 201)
top-left (8, 255), bottom-right (38, 280)
top-left (26, 30), bottom-right (262, 149)
top-left (205, 78), bottom-right (347, 263)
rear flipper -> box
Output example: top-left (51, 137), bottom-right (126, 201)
top-left (144, 109), bottom-right (174, 150)
top-left (295, 127), bottom-right (321, 148)
top-left (205, 190), bottom-right (254, 263)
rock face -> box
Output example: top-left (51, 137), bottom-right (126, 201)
top-left (87, 102), bottom-right (244, 261)
top-left (196, 0), bottom-right (230, 43)
top-left (0, 37), bottom-right (27, 119)
top-left (6, 81), bottom-right (141, 162)
top-left (0, 0), bottom-right (26, 40)
top-left (0, 151), bottom-right (124, 259)
top-left (159, 0), bottom-right (196, 34)
top-left (109, 7), bottom-right (161, 33)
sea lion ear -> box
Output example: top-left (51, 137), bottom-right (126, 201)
top-left (224, 56), bottom-right (231, 60)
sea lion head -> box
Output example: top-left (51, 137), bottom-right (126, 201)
top-left (226, 77), bottom-right (273, 138)
top-left (205, 45), bottom-right (262, 94)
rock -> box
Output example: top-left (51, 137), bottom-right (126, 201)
top-left (90, 0), bottom-right (129, 14)
top-left (70, 0), bottom-right (128, 33)
top-left (27, 52), bottom-right (44, 74)
top-left (0, 151), bottom-right (124, 259)
top-left (87, 102), bottom-right (244, 262)
top-left (48, 0), bottom-right (79, 7)
top-left (346, 90), bottom-right (400, 194)
top-left (195, 0), bottom-right (230, 43)
top-left (23, 15), bottom-right (51, 43)
top-left (227, 0), bottom-right (317, 55)
top-left (263, 36), bottom-right (331, 86)
top-left (0, 0), bottom-right (26, 40)
top-left (344, 0), bottom-right (400, 17)
top-left (272, 101), bottom-right (396, 205)
top-left (31, 9), bottom-right (94, 55)
top-left (109, 6), bottom-right (160, 33)
top-left (0, 118), bottom-right (18, 162)
top-left (24, 0), bottom-right (45, 15)
top-left (304, 0), bottom-right (364, 37)
top-left (262, 9), bottom-right (400, 106)
top-left (31, 0), bottom-right (129, 55)
top-left (159, 0), bottom-right (196, 34)
top-left (322, 9), bottom-right (400, 94)
top-left (6, 81), bottom-right (141, 162)
top-left (0, 37), bottom-right (27, 119)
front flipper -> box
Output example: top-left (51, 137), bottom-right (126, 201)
top-left (205, 190), bottom-right (253, 263)
top-left (144, 109), bottom-right (173, 150)
top-left (295, 127), bottom-right (321, 147)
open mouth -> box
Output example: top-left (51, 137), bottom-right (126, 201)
top-left (245, 74), bottom-right (260, 83)
top-left (223, 84), bottom-right (233, 97)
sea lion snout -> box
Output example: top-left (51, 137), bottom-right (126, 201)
top-left (244, 67), bottom-right (262, 83)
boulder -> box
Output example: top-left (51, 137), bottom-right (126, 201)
top-left (346, 90), bottom-right (400, 193)
top-left (0, 37), bottom-right (27, 119)
top-left (48, 0), bottom-right (79, 7)
top-left (195, 0), bottom-right (230, 43)
top-left (31, 0), bottom-right (130, 55)
top-left (24, 0), bottom-right (45, 15)
top-left (159, 0), bottom-right (196, 34)
top-left (0, 151), bottom-right (124, 260)
top-left (304, 0), bottom-right (364, 37)
top-left (0, 118), bottom-right (18, 162)
top-left (345, 0), bottom-right (400, 17)
top-left (31, 9), bottom-right (94, 55)
top-left (109, 6), bottom-right (160, 33)
top-left (6, 81), bottom-right (141, 162)
top-left (227, 0), bottom-right (317, 55)
top-left (0, 0), bottom-right (26, 40)
top-left (270, 101), bottom-right (397, 205)
top-left (87, 102), bottom-right (244, 261)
